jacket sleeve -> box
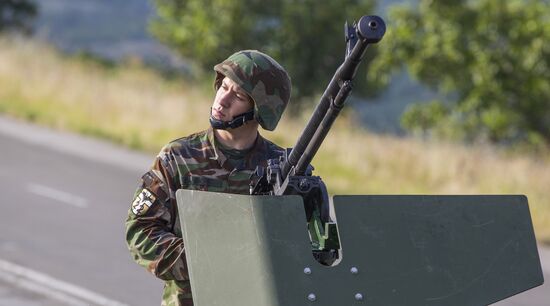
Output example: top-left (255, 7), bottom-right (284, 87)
top-left (125, 149), bottom-right (189, 281)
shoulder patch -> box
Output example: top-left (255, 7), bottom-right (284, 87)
top-left (131, 188), bottom-right (157, 216)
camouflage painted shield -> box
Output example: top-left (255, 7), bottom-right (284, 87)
top-left (214, 50), bottom-right (291, 131)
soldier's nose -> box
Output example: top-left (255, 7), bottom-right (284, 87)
top-left (218, 93), bottom-right (232, 108)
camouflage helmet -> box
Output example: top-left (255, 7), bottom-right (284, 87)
top-left (214, 50), bottom-right (291, 131)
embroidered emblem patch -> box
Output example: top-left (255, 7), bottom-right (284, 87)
top-left (131, 188), bottom-right (157, 216)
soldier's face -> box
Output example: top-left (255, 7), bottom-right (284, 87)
top-left (211, 77), bottom-right (254, 121)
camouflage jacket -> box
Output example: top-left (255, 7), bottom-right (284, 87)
top-left (125, 128), bottom-right (284, 306)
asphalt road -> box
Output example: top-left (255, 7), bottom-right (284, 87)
top-left (0, 116), bottom-right (162, 305)
top-left (0, 115), bottom-right (547, 305)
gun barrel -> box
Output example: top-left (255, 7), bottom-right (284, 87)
top-left (282, 15), bottom-right (385, 177)
top-left (294, 81), bottom-right (352, 174)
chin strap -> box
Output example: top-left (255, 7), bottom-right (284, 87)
top-left (209, 108), bottom-right (255, 130)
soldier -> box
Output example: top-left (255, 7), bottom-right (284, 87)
top-left (125, 50), bottom-right (291, 306)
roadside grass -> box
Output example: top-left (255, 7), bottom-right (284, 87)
top-left (2, 36), bottom-right (550, 243)
top-left (0, 36), bottom-right (208, 151)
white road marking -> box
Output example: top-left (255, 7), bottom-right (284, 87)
top-left (0, 258), bottom-right (127, 306)
top-left (26, 183), bottom-right (88, 208)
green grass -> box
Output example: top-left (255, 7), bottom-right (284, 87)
top-left (2, 36), bottom-right (550, 244)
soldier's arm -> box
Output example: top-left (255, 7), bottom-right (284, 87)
top-left (125, 151), bottom-right (189, 281)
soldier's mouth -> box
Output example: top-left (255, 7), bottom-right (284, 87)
top-left (212, 109), bottom-right (225, 119)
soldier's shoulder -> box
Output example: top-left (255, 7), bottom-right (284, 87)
top-left (163, 130), bottom-right (210, 152)
top-left (261, 136), bottom-right (285, 157)
top-left (155, 130), bottom-right (211, 166)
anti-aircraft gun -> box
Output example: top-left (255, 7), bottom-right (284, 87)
top-left (176, 15), bottom-right (544, 306)
top-left (248, 15), bottom-right (386, 265)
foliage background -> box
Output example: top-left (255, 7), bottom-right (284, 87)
top-left (371, 0), bottom-right (550, 148)
top-left (150, 0), bottom-right (377, 101)
top-left (0, 0), bottom-right (36, 34)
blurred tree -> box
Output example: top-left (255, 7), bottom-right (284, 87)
top-left (150, 0), bottom-right (376, 103)
top-left (371, 0), bottom-right (550, 146)
top-left (0, 0), bottom-right (37, 34)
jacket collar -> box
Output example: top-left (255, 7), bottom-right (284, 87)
top-left (206, 127), bottom-right (267, 170)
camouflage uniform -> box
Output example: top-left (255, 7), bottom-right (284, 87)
top-left (126, 128), bottom-right (284, 305)
top-left (125, 50), bottom-right (291, 306)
